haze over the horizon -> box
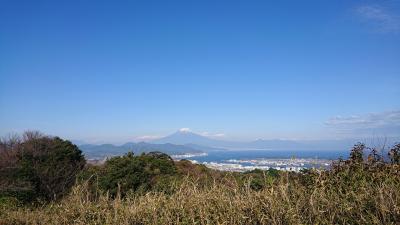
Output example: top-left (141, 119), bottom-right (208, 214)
top-left (1, 0), bottom-right (399, 144)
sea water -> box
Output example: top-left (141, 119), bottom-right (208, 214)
top-left (173, 149), bottom-right (349, 172)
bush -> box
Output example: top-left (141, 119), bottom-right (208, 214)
top-left (388, 143), bottom-right (400, 164)
top-left (87, 151), bottom-right (178, 197)
top-left (243, 168), bottom-right (280, 190)
top-left (0, 131), bottom-right (85, 202)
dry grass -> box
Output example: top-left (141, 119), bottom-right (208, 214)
top-left (1, 164), bottom-right (399, 225)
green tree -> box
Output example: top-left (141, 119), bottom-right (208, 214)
top-left (0, 131), bottom-right (85, 202)
top-left (97, 151), bottom-right (177, 197)
top-left (349, 143), bottom-right (365, 164)
top-left (388, 143), bottom-right (400, 164)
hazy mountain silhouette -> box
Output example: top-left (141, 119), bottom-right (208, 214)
top-left (78, 130), bottom-right (397, 159)
top-left (151, 129), bottom-right (227, 146)
top-left (151, 130), bottom-right (361, 150)
top-left (79, 142), bottom-right (202, 160)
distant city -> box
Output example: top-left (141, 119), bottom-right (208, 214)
top-left (80, 129), bottom-right (387, 171)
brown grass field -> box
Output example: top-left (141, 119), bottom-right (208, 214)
top-left (1, 162), bottom-right (399, 225)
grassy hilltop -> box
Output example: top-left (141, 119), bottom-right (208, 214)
top-left (1, 132), bottom-right (399, 224)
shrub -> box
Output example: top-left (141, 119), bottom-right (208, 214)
top-left (388, 143), bottom-right (400, 164)
top-left (244, 168), bottom-right (280, 190)
top-left (91, 151), bottom-right (177, 197)
top-left (349, 142), bottom-right (365, 163)
top-left (0, 131), bottom-right (85, 202)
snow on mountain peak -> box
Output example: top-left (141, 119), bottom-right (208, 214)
top-left (178, 128), bottom-right (191, 133)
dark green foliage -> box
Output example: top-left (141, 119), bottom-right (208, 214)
top-left (349, 142), bottom-right (365, 163)
top-left (244, 168), bottom-right (279, 178)
top-left (266, 168), bottom-right (280, 178)
top-left (20, 137), bottom-right (85, 201)
top-left (244, 168), bottom-right (280, 190)
top-left (0, 132), bottom-right (85, 202)
top-left (249, 177), bottom-right (264, 191)
top-left (93, 151), bottom-right (177, 197)
top-left (0, 196), bottom-right (20, 212)
top-left (367, 147), bottom-right (383, 164)
top-left (298, 168), bottom-right (319, 187)
top-left (388, 143), bottom-right (400, 164)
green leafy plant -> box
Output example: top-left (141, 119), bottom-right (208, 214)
top-left (0, 131), bottom-right (85, 202)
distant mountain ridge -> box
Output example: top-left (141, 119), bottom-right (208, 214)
top-left (150, 130), bottom-right (385, 151)
top-left (79, 142), bottom-right (203, 160)
top-left (151, 130), bottom-right (311, 149)
top-left (78, 130), bottom-right (399, 160)
top-left (151, 130), bottom-right (225, 146)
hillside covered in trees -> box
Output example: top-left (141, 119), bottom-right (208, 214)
top-left (0, 132), bottom-right (399, 224)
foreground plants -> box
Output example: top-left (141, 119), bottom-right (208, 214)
top-left (1, 165), bottom-right (399, 224)
top-left (0, 131), bottom-right (85, 203)
top-left (1, 137), bottom-right (400, 224)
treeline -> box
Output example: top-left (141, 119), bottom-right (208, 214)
top-left (0, 132), bottom-right (399, 224)
top-left (0, 131), bottom-right (279, 203)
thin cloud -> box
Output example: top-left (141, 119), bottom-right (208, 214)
top-left (326, 110), bottom-right (400, 127)
top-left (356, 4), bottom-right (400, 33)
top-left (135, 135), bottom-right (161, 141)
top-left (178, 128), bottom-right (226, 138)
top-left (201, 132), bottom-right (226, 138)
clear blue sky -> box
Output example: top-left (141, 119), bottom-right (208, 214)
top-left (1, 0), bottom-right (399, 143)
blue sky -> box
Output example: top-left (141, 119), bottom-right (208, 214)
top-left (1, 0), bottom-right (399, 143)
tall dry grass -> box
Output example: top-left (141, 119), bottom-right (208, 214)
top-left (1, 163), bottom-right (399, 225)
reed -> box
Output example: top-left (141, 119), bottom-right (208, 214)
top-left (1, 162), bottom-right (399, 225)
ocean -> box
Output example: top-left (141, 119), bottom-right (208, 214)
top-left (173, 149), bottom-right (349, 172)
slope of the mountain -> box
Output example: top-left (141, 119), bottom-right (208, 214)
top-left (79, 142), bottom-right (202, 160)
top-left (80, 131), bottom-right (384, 160)
top-left (152, 130), bottom-right (217, 145)
top-left (71, 139), bottom-right (89, 146)
top-left (151, 130), bottom-right (307, 149)
top-left (151, 129), bottom-right (239, 148)
top-left (151, 130), bottom-right (357, 150)
top-left (183, 143), bottom-right (226, 151)
top-left (79, 144), bottom-right (125, 154)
